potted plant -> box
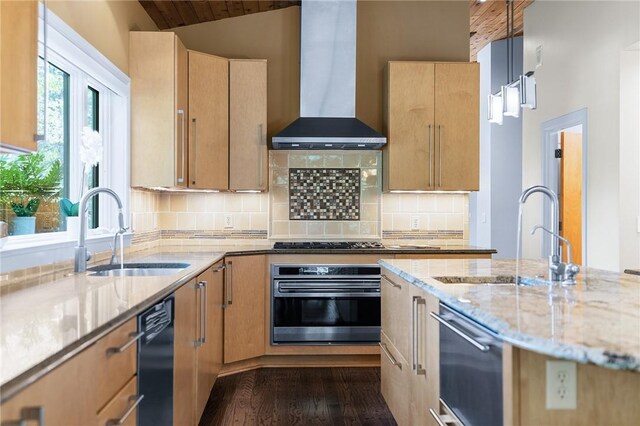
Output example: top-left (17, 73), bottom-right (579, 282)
top-left (0, 153), bottom-right (62, 235)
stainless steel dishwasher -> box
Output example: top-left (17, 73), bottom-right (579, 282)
top-left (137, 295), bottom-right (174, 426)
top-left (431, 303), bottom-right (503, 426)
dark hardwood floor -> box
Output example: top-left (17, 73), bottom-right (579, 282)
top-left (199, 367), bottom-right (397, 426)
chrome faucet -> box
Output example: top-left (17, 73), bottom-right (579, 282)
top-left (74, 187), bottom-right (127, 272)
top-left (518, 185), bottom-right (561, 281)
top-left (531, 225), bottom-right (580, 285)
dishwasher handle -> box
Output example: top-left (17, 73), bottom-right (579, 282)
top-left (430, 311), bottom-right (490, 352)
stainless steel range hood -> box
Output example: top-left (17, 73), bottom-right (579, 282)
top-left (272, 0), bottom-right (386, 150)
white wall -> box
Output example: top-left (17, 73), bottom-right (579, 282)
top-left (471, 37), bottom-right (523, 258)
top-left (619, 43), bottom-right (640, 271)
top-left (522, 1), bottom-right (640, 271)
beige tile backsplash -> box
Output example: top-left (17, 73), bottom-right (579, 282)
top-left (131, 154), bottom-right (469, 242)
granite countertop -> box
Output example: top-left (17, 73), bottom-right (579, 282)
top-left (379, 258), bottom-right (640, 371)
top-left (0, 242), bottom-right (493, 401)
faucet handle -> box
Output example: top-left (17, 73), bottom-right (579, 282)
top-left (86, 251), bottom-right (92, 262)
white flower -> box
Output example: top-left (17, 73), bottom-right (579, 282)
top-left (79, 127), bottom-right (103, 167)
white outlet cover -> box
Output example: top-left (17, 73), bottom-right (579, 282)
top-left (410, 216), bottom-right (420, 231)
top-left (224, 214), bottom-right (233, 229)
top-left (545, 360), bottom-right (577, 410)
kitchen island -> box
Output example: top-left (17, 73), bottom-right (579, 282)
top-left (379, 258), bottom-right (640, 425)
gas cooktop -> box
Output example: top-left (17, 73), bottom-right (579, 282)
top-left (273, 241), bottom-right (385, 250)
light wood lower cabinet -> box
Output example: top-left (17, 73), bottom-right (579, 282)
top-left (380, 331), bottom-right (411, 426)
top-left (173, 278), bottom-right (198, 426)
top-left (0, 319), bottom-right (138, 426)
top-left (381, 266), bottom-right (440, 426)
top-left (223, 255), bottom-right (266, 363)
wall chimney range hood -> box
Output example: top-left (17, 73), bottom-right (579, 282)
top-left (271, 0), bottom-right (386, 150)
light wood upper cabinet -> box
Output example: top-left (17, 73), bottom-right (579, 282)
top-left (229, 59), bottom-right (268, 192)
top-left (188, 51), bottom-right (229, 190)
top-left (0, 0), bottom-right (38, 153)
top-left (223, 255), bottom-right (266, 363)
top-left (384, 61), bottom-right (479, 192)
top-left (173, 279), bottom-right (197, 426)
top-left (131, 31), bottom-right (188, 188)
top-left (434, 63), bottom-right (479, 191)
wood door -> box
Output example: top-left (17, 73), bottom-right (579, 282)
top-left (380, 331), bottom-right (411, 426)
top-left (211, 261), bottom-right (225, 378)
top-left (229, 60), bottom-right (268, 191)
top-left (384, 62), bottom-right (435, 191)
top-left (560, 131), bottom-right (583, 264)
top-left (188, 51), bottom-right (229, 190)
top-left (434, 63), bottom-right (479, 191)
top-left (175, 36), bottom-right (189, 188)
top-left (130, 32), bottom-right (178, 187)
top-left (381, 269), bottom-right (412, 361)
top-left (174, 279), bottom-right (197, 426)
top-left (0, 0), bottom-right (38, 153)
top-left (96, 376), bottom-right (138, 426)
top-left (0, 343), bottom-right (96, 425)
top-left (409, 287), bottom-right (429, 425)
top-left (223, 255), bottom-right (266, 363)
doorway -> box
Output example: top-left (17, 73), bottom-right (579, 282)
top-left (541, 109), bottom-right (588, 266)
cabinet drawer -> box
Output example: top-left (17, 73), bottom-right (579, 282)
top-left (380, 331), bottom-right (410, 426)
top-left (97, 376), bottom-right (139, 426)
top-left (95, 318), bottom-right (139, 410)
top-left (381, 269), bottom-right (412, 360)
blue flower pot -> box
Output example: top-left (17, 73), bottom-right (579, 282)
top-left (12, 216), bottom-right (36, 235)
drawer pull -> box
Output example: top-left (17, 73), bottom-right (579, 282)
top-left (213, 264), bottom-right (225, 273)
top-left (3, 406), bottom-right (44, 426)
top-left (381, 274), bottom-right (401, 289)
top-left (106, 395), bottom-right (143, 426)
top-left (379, 342), bottom-right (402, 370)
top-left (429, 408), bottom-right (448, 426)
top-left (107, 332), bottom-right (144, 356)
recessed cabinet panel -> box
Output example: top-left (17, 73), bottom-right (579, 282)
top-left (434, 63), bottom-right (479, 191)
top-left (0, 0), bottom-right (38, 153)
top-left (229, 60), bottom-right (268, 191)
top-left (188, 51), bottom-right (229, 190)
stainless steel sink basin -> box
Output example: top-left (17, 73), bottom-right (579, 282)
top-left (433, 276), bottom-right (548, 286)
top-left (88, 262), bottom-right (190, 277)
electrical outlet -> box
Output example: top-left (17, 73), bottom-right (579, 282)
top-left (410, 216), bottom-right (420, 231)
top-left (545, 360), bottom-right (577, 410)
top-left (536, 45), bottom-right (544, 68)
top-left (224, 214), bottom-right (233, 229)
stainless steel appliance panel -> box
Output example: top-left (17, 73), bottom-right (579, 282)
top-left (436, 303), bottom-right (503, 426)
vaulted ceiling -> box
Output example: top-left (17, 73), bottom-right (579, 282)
top-left (470, 0), bottom-right (534, 61)
top-left (139, 0), bottom-right (300, 30)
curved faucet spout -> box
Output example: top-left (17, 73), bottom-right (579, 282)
top-left (75, 187), bottom-right (126, 272)
top-left (519, 185), bottom-right (560, 259)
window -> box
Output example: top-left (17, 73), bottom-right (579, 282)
top-left (0, 5), bottom-right (130, 238)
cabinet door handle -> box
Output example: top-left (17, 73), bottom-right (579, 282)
top-left (224, 261), bottom-right (233, 307)
top-left (429, 408), bottom-right (448, 426)
top-left (106, 395), bottom-right (144, 426)
top-left (195, 281), bottom-right (205, 346)
top-left (213, 264), bottom-right (225, 273)
top-left (379, 342), bottom-right (402, 370)
top-left (191, 118), bottom-right (197, 185)
top-left (381, 274), bottom-right (401, 289)
top-left (438, 125), bottom-right (443, 188)
top-left (412, 296), bottom-right (426, 375)
top-left (202, 280), bottom-right (208, 343)
top-left (176, 109), bottom-right (185, 184)
top-left (430, 312), bottom-right (490, 352)
top-left (258, 123), bottom-right (264, 188)
top-left (428, 124), bottom-right (432, 187)
top-left (2, 406), bottom-right (45, 426)
top-left (107, 332), bottom-right (144, 355)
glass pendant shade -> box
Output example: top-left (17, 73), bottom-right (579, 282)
top-left (502, 81), bottom-right (520, 118)
top-left (520, 74), bottom-right (537, 109)
top-left (488, 92), bottom-right (504, 125)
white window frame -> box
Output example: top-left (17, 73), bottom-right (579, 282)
top-left (0, 5), bottom-right (131, 272)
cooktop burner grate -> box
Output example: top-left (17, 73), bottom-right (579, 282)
top-left (273, 241), bottom-right (384, 250)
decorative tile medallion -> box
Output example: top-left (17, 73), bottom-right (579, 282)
top-left (289, 168), bottom-right (360, 220)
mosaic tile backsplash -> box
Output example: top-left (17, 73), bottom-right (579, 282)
top-left (289, 168), bottom-right (361, 220)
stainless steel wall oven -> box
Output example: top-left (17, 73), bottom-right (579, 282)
top-left (271, 264), bottom-right (381, 345)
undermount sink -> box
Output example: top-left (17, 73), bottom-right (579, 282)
top-left (433, 275), bottom-right (549, 286)
top-left (88, 262), bottom-right (190, 277)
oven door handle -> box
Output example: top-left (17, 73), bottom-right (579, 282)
top-left (430, 312), bottom-right (490, 352)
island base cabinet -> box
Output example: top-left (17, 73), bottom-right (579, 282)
top-left (174, 279), bottom-right (198, 426)
top-left (509, 347), bottom-right (640, 426)
top-left (380, 331), bottom-right (411, 426)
